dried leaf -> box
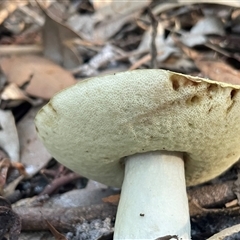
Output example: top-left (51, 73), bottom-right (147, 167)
top-left (152, 3), bottom-right (184, 15)
top-left (153, 1), bottom-right (240, 17)
top-left (37, 1), bottom-right (83, 69)
top-left (195, 60), bottom-right (240, 85)
top-left (72, 44), bottom-right (124, 76)
top-left (4, 175), bottom-right (24, 198)
top-left (177, 0), bottom-right (240, 7)
top-left (66, 14), bottom-right (95, 38)
top-left (0, 1), bottom-right (27, 25)
top-left (102, 194), bottom-right (120, 205)
top-left (181, 16), bottom-right (225, 47)
top-left (94, 12), bottom-right (141, 42)
top-left (0, 110), bottom-right (19, 162)
top-left (94, 0), bottom-right (150, 21)
top-left (93, 1), bottom-right (150, 41)
top-left (1, 83), bottom-right (35, 107)
top-left (17, 107), bottom-right (52, 177)
top-left (0, 158), bottom-right (11, 194)
top-left (90, 0), bottom-right (111, 10)
top-left (0, 55), bottom-right (76, 99)
top-left (44, 180), bottom-right (117, 208)
top-left (191, 16), bottom-right (224, 36)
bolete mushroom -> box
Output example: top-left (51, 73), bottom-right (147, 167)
top-left (35, 69), bottom-right (240, 239)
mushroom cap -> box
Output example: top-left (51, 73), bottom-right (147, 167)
top-left (35, 69), bottom-right (240, 188)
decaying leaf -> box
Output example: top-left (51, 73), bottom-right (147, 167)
top-left (4, 175), bottom-right (24, 198)
top-left (94, 0), bottom-right (150, 21)
top-left (0, 158), bottom-right (25, 197)
top-left (37, 1), bottom-right (83, 69)
top-left (195, 59), bottom-right (240, 85)
top-left (181, 16), bottom-right (225, 47)
top-left (0, 110), bottom-right (19, 162)
top-left (90, 0), bottom-right (111, 10)
top-left (177, 0), bottom-right (240, 7)
top-left (1, 83), bottom-right (34, 107)
top-left (17, 106), bottom-right (52, 177)
top-left (93, 0), bottom-right (150, 41)
top-left (72, 44), bottom-right (125, 76)
top-left (102, 194), bottom-right (120, 206)
top-left (0, 55), bottom-right (76, 99)
top-left (44, 180), bottom-right (117, 208)
top-left (0, 1), bottom-right (27, 25)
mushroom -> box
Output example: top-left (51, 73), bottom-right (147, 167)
top-left (35, 69), bottom-right (240, 239)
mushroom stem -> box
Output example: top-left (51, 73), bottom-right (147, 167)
top-left (114, 151), bottom-right (191, 239)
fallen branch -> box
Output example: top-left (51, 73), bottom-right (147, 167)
top-left (14, 203), bottom-right (117, 231)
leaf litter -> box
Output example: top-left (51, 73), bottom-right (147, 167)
top-left (1, 0), bottom-right (240, 239)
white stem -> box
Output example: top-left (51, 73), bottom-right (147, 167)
top-left (114, 151), bottom-right (191, 240)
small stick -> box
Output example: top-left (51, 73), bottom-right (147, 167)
top-left (148, 8), bottom-right (158, 69)
top-left (13, 203), bottom-right (117, 231)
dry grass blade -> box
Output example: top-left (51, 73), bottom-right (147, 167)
top-left (46, 220), bottom-right (67, 240)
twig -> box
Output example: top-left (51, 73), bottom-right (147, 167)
top-left (0, 45), bottom-right (43, 55)
top-left (188, 181), bottom-right (236, 209)
top-left (148, 8), bottom-right (158, 69)
top-left (39, 172), bottom-right (81, 196)
top-left (14, 203), bottom-right (117, 231)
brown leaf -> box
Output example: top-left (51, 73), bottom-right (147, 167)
top-left (102, 194), bottom-right (120, 205)
top-left (0, 55), bottom-right (76, 99)
top-left (1, 83), bottom-right (33, 107)
top-left (0, 158), bottom-right (11, 194)
top-left (0, 158), bottom-right (26, 197)
top-left (195, 60), bottom-right (240, 85)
